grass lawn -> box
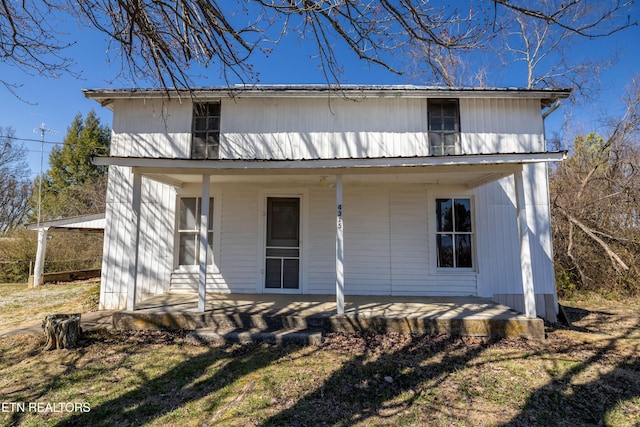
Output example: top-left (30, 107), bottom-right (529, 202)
top-left (0, 283), bottom-right (639, 426)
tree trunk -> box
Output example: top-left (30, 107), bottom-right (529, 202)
top-left (42, 314), bottom-right (82, 350)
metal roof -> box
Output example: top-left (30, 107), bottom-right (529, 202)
top-left (83, 84), bottom-right (571, 108)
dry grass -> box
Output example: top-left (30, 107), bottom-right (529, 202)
top-left (0, 281), bottom-right (100, 330)
top-left (0, 287), bottom-right (639, 426)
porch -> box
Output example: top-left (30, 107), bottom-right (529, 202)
top-left (112, 293), bottom-right (545, 340)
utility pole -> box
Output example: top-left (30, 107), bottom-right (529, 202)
top-left (31, 124), bottom-right (58, 287)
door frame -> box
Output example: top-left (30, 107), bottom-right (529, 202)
top-left (257, 189), bottom-right (309, 294)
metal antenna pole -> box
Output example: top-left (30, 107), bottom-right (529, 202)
top-left (32, 124), bottom-right (59, 287)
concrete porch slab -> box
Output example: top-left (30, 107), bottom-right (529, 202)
top-left (113, 293), bottom-right (545, 339)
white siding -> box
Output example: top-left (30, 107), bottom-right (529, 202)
top-left (111, 98), bottom-right (192, 158)
top-left (461, 98), bottom-right (545, 153)
top-left (101, 176), bottom-right (553, 313)
top-left (107, 96), bottom-right (546, 162)
top-left (307, 187), bottom-right (336, 294)
top-left (342, 187), bottom-right (392, 295)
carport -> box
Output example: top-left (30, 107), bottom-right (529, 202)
top-left (27, 213), bottom-right (105, 286)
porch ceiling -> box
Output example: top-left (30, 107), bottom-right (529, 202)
top-left (93, 152), bottom-right (566, 189)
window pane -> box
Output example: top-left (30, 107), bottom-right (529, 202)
top-left (429, 115), bottom-right (443, 130)
top-left (454, 199), bottom-right (472, 232)
top-left (441, 102), bottom-right (457, 117)
top-left (267, 198), bottom-right (300, 247)
top-left (192, 135), bottom-right (207, 159)
top-left (208, 198), bottom-right (214, 230)
top-left (437, 234), bottom-right (454, 267)
top-left (429, 133), bottom-right (442, 155)
top-left (194, 117), bottom-right (208, 131)
top-left (443, 116), bottom-right (456, 131)
top-left (456, 234), bottom-right (473, 268)
top-left (207, 103), bottom-right (220, 116)
top-left (179, 233), bottom-right (197, 265)
top-left (436, 199), bottom-right (453, 232)
top-left (265, 259), bottom-right (281, 288)
top-left (282, 259), bottom-right (299, 289)
top-left (179, 198), bottom-right (197, 230)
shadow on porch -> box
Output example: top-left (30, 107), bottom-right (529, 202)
top-left (113, 293), bottom-right (546, 340)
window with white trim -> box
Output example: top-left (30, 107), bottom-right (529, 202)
top-left (435, 197), bottom-right (473, 268)
top-left (192, 102), bottom-right (220, 159)
top-left (428, 99), bottom-right (460, 155)
top-left (177, 197), bottom-right (214, 266)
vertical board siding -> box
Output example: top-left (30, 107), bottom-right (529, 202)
top-left (108, 96), bottom-right (547, 162)
top-left (137, 179), bottom-right (175, 300)
top-left (112, 99), bottom-right (192, 158)
top-left (99, 165), bottom-right (133, 310)
top-left (460, 98), bottom-right (544, 154)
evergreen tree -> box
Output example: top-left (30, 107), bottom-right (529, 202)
top-left (31, 111), bottom-right (110, 220)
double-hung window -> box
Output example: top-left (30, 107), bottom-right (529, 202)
top-left (192, 102), bottom-right (220, 159)
top-left (428, 99), bottom-right (460, 155)
top-left (178, 197), bottom-right (214, 266)
top-left (436, 198), bottom-right (474, 268)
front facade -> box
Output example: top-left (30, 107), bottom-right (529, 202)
top-left (86, 85), bottom-right (569, 322)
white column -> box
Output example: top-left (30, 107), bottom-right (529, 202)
top-left (127, 171), bottom-right (142, 311)
top-left (198, 174), bottom-right (211, 313)
top-left (33, 227), bottom-right (49, 287)
top-left (335, 174), bottom-right (344, 314)
top-left (514, 168), bottom-right (537, 318)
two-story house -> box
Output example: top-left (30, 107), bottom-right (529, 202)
top-left (85, 85), bottom-right (570, 322)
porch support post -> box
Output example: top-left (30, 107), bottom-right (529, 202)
top-left (127, 171), bottom-right (142, 311)
top-left (197, 174), bottom-right (211, 313)
top-left (335, 174), bottom-right (344, 315)
top-left (514, 167), bottom-right (537, 318)
top-left (32, 227), bottom-right (49, 287)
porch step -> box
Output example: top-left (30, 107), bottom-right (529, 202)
top-left (185, 328), bottom-right (323, 346)
top-left (112, 310), bottom-right (545, 339)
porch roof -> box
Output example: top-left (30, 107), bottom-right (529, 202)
top-left (93, 151), bottom-right (566, 188)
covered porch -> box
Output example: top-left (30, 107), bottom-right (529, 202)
top-left (112, 292), bottom-right (546, 339)
top-left (95, 152), bottom-right (565, 324)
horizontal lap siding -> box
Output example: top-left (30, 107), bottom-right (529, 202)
top-left (343, 188), bottom-right (391, 295)
top-left (217, 186), bottom-right (259, 292)
top-left (390, 190), bottom-right (429, 289)
top-left (307, 188), bottom-right (336, 294)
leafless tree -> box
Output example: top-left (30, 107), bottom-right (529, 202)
top-left (407, 0), bottom-right (634, 88)
top-left (0, 128), bottom-right (32, 234)
top-left (551, 75), bottom-right (640, 295)
top-left (1, 1), bottom-right (636, 93)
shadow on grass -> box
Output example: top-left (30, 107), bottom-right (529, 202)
top-left (5, 305), bottom-right (640, 426)
top-left (500, 312), bottom-right (640, 426)
top-left (259, 334), bottom-right (494, 426)
top-left (54, 336), bottom-right (300, 427)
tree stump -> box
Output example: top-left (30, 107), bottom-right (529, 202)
top-left (42, 314), bottom-right (82, 350)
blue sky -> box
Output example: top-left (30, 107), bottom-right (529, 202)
top-left (0, 5), bottom-right (638, 178)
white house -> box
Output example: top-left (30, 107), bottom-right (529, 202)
top-left (85, 85), bottom-right (570, 322)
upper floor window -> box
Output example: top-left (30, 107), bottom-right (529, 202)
top-left (436, 197), bottom-right (473, 269)
top-left (192, 102), bottom-right (220, 159)
top-left (428, 99), bottom-right (460, 156)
